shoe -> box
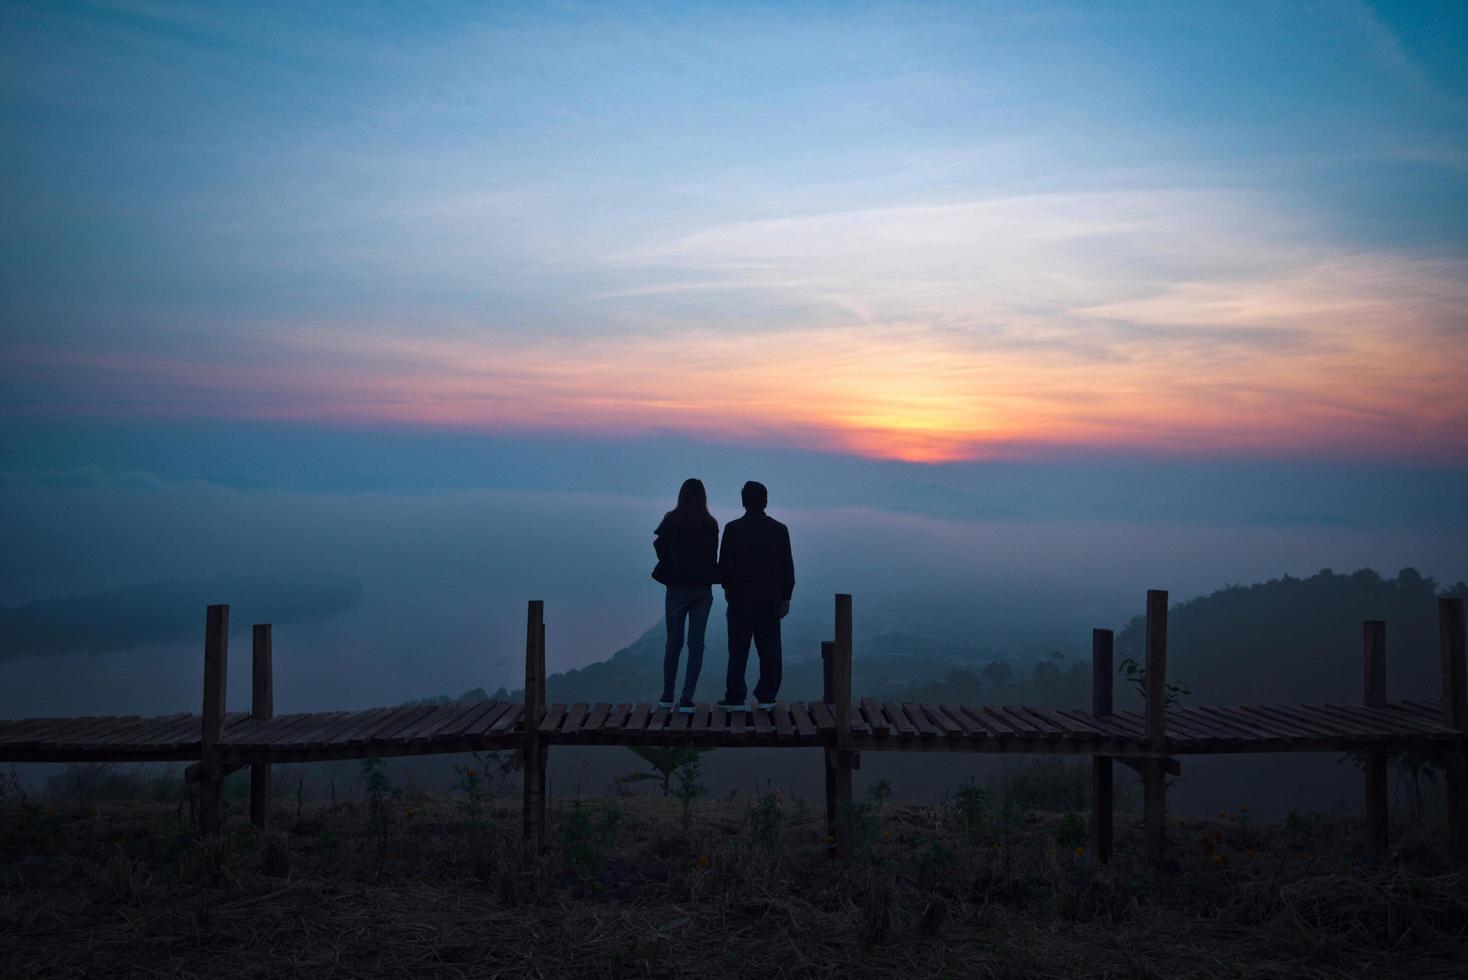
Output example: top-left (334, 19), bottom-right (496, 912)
top-left (678, 696), bottom-right (696, 715)
top-left (716, 699), bottom-right (749, 712)
top-left (755, 701), bottom-right (777, 710)
top-left (657, 697), bottom-right (674, 710)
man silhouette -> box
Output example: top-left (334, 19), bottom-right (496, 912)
top-left (717, 481), bottom-right (795, 710)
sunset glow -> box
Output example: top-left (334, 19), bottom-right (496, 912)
top-left (2, 3), bottom-right (1466, 465)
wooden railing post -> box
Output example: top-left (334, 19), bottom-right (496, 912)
top-left (821, 640), bottom-right (838, 842)
top-left (1090, 628), bottom-right (1114, 864)
top-left (1441, 597), bottom-right (1467, 865)
top-left (831, 594), bottom-right (855, 858)
top-left (1363, 620), bottom-right (1387, 856)
top-left (1143, 589), bottom-right (1168, 870)
top-left (250, 623), bottom-right (273, 831)
top-left (199, 604), bottom-right (229, 835)
top-left (522, 600), bottom-right (547, 849)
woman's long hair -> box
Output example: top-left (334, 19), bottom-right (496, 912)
top-left (665, 477), bottom-right (716, 531)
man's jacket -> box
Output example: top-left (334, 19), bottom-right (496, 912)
top-left (717, 511), bottom-right (795, 605)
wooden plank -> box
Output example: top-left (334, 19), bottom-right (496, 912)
top-left (458, 701), bottom-right (510, 737)
top-left (708, 706), bottom-right (730, 741)
top-left (339, 707), bottom-right (408, 745)
top-left (1342, 703), bottom-right (1453, 736)
top-left (559, 703), bottom-right (588, 738)
top-left (1011, 706), bottom-right (1069, 737)
top-left (773, 703), bottom-right (795, 740)
top-left (1105, 710), bottom-right (1149, 737)
top-left (645, 706), bottom-right (671, 739)
top-left (1241, 705), bottom-right (1333, 739)
top-left (882, 702), bottom-right (918, 737)
top-left (860, 699), bottom-right (891, 737)
top-left (370, 705), bottom-right (441, 747)
top-left (625, 703), bottom-right (652, 735)
top-left (301, 709), bottom-right (379, 749)
top-left (809, 700), bottom-right (836, 733)
top-left (82, 715), bottom-right (173, 750)
top-left (984, 705), bottom-right (1042, 738)
top-left (958, 705), bottom-right (1014, 738)
top-left (488, 703), bottom-right (523, 734)
top-left (790, 701), bottom-right (817, 738)
top-left (603, 703), bottom-right (631, 733)
top-left (1209, 706), bottom-right (1305, 741)
top-left (920, 703), bottom-right (965, 737)
top-left (689, 702), bottom-right (711, 736)
top-left (55, 716), bottom-right (142, 748)
top-left (1164, 708), bottom-right (1239, 742)
top-left (278, 712), bottom-right (355, 749)
top-left (902, 702), bottom-right (939, 738)
top-left (1288, 704), bottom-right (1380, 738)
top-left (583, 702), bottom-right (611, 735)
top-left (938, 705), bottom-right (990, 738)
top-left (730, 709), bottom-right (748, 741)
top-left (538, 703), bottom-right (568, 735)
top-left (666, 706), bottom-right (691, 737)
top-left (434, 700), bottom-right (501, 739)
top-left (751, 706), bottom-right (774, 740)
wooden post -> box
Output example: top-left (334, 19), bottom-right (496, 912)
top-left (1090, 628), bottom-right (1114, 864)
top-left (1362, 620), bottom-right (1387, 856)
top-left (198, 604), bottom-right (229, 835)
top-left (821, 640), bottom-right (838, 841)
top-left (1441, 597), bottom-right (1467, 865)
top-left (522, 600), bottom-right (547, 849)
top-left (1143, 589), bottom-right (1168, 870)
top-left (250, 623), bottom-right (273, 831)
top-left (831, 594), bottom-right (856, 858)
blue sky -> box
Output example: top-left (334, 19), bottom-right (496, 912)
top-left (3, 0), bottom-right (1467, 463)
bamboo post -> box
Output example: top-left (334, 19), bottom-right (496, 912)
top-left (522, 600), bottom-right (547, 849)
top-left (1090, 628), bottom-right (1114, 864)
top-left (250, 623), bottom-right (273, 831)
top-left (1143, 589), bottom-right (1168, 869)
top-left (1441, 597), bottom-right (1467, 865)
top-left (1362, 620), bottom-right (1387, 856)
top-left (199, 604), bottom-right (229, 835)
top-left (821, 640), bottom-right (838, 842)
top-left (832, 594), bottom-right (855, 858)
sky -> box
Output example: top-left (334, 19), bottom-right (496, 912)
top-left (1, 1), bottom-right (1467, 727)
top-left (2, 0), bottom-right (1467, 464)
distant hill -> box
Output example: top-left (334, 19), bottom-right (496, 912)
top-left (418, 567), bottom-right (1467, 713)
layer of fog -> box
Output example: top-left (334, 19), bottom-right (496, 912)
top-left (2, 476), bottom-right (1462, 723)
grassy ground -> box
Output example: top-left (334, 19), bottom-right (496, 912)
top-left (2, 769), bottom-right (1466, 979)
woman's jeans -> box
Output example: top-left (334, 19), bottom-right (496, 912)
top-left (663, 584), bottom-right (713, 700)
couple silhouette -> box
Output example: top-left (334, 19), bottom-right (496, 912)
top-left (652, 478), bottom-right (795, 713)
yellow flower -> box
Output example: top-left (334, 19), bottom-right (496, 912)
top-left (1211, 854), bottom-right (1225, 865)
top-left (1239, 805), bottom-right (1248, 813)
top-left (1074, 846), bottom-right (1085, 857)
top-left (1245, 848), bottom-right (1256, 858)
top-left (695, 855), bottom-right (711, 869)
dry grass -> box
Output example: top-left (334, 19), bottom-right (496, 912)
top-left (2, 790), bottom-right (1465, 979)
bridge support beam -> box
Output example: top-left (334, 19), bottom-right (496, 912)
top-left (1143, 590), bottom-right (1168, 870)
top-left (250, 623), bottom-right (274, 831)
top-left (198, 604), bottom-right (229, 836)
top-left (1363, 620), bottom-right (1388, 856)
top-left (1090, 628), bottom-right (1114, 864)
top-left (1442, 598), bottom-right (1467, 865)
top-left (522, 600), bottom-right (548, 851)
top-left (824, 594), bottom-right (856, 858)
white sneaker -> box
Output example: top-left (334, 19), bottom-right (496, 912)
top-left (755, 702), bottom-right (777, 710)
top-left (716, 700), bottom-right (749, 712)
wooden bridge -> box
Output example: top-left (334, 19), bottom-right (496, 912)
top-left (3, 593), bottom-right (1465, 868)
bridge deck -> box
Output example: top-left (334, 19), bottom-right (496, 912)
top-left (0, 698), bottom-right (1458, 765)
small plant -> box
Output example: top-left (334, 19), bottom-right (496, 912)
top-left (674, 754), bottom-right (709, 836)
top-left (557, 801), bottom-right (622, 886)
top-left (1055, 810), bottom-right (1086, 850)
top-left (865, 779), bottom-right (892, 807)
top-left (836, 800), bottom-right (881, 863)
top-left (620, 746), bottom-right (712, 797)
top-left (749, 792), bottom-right (784, 851)
top-left (1118, 658), bottom-right (1190, 709)
top-left (361, 756), bottom-right (401, 877)
top-left (953, 782), bottom-right (991, 843)
top-left (916, 840), bottom-right (954, 891)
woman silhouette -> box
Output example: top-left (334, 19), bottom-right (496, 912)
top-left (652, 478), bottom-right (719, 712)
